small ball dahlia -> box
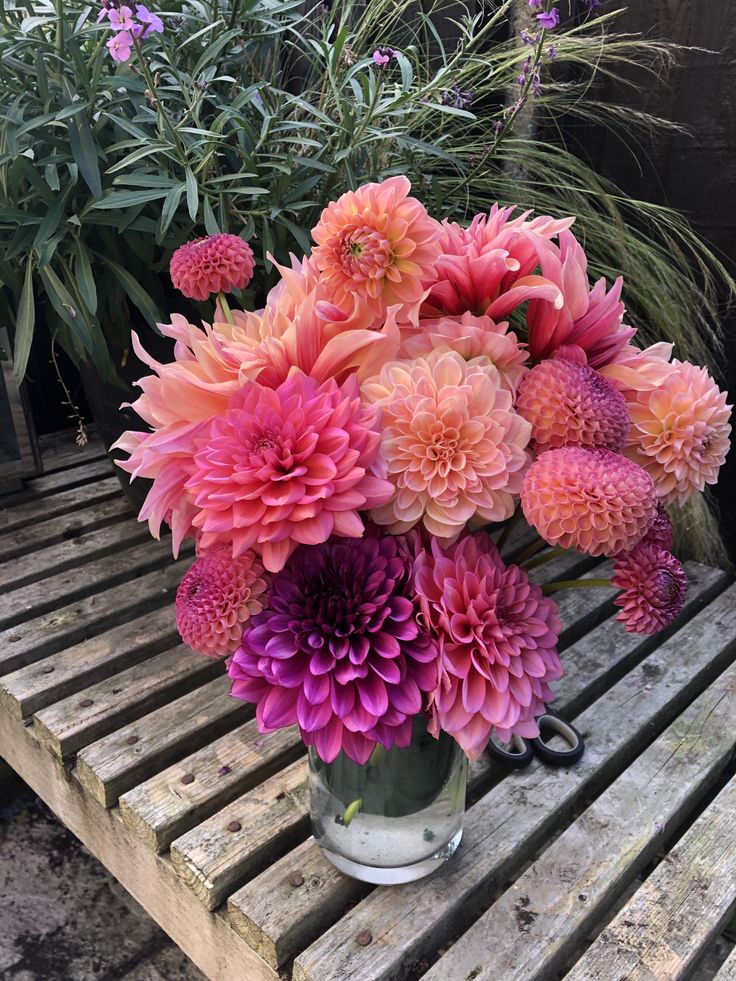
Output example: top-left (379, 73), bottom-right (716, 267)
top-left (612, 543), bottom-right (687, 635)
top-left (175, 546), bottom-right (267, 657)
top-left (415, 532), bottom-right (563, 760)
top-left (623, 360), bottom-right (732, 506)
top-left (640, 502), bottom-right (674, 551)
top-left (170, 234), bottom-right (255, 301)
top-left (228, 534), bottom-right (439, 764)
top-left (311, 176), bottom-right (441, 326)
top-left (516, 358), bottom-right (630, 453)
top-left (362, 349), bottom-right (532, 540)
top-left (521, 447), bottom-right (658, 556)
top-left (186, 371), bottom-right (393, 573)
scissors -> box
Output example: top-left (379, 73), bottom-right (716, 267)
top-left (486, 710), bottom-right (585, 769)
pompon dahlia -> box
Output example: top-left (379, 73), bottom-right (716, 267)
top-left (640, 502), bottom-right (674, 551)
top-left (521, 447), bottom-right (658, 556)
top-left (311, 176), bottom-right (441, 327)
top-left (399, 312), bottom-right (529, 394)
top-left (516, 358), bottom-right (630, 452)
top-left (228, 534), bottom-right (439, 764)
top-left (612, 543), bottom-right (687, 635)
top-left (170, 233), bottom-right (255, 301)
top-left (415, 532), bottom-right (563, 760)
top-left (176, 546), bottom-right (267, 657)
top-left (363, 349), bottom-right (532, 539)
top-left (186, 371), bottom-right (393, 572)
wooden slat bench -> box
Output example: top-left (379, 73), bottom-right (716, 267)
top-left (1, 429), bottom-right (735, 981)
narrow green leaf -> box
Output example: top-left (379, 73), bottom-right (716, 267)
top-left (185, 168), bottom-right (199, 222)
top-left (39, 265), bottom-right (94, 354)
top-left (44, 163), bottom-right (60, 192)
top-left (159, 183), bottom-right (185, 240)
top-left (33, 185), bottom-right (71, 250)
top-left (92, 188), bottom-right (170, 210)
top-left (74, 242), bottom-right (97, 315)
top-left (203, 196), bottom-right (220, 235)
top-left (13, 257), bottom-right (35, 384)
top-left (68, 114), bottom-right (102, 199)
top-left (103, 257), bottom-right (164, 326)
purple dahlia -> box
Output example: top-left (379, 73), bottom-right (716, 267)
top-left (228, 532), bottom-right (439, 764)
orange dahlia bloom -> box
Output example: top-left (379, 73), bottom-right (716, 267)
top-left (363, 349), bottom-right (532, 539)
top-left (311, 176), bottom-right (441, 327)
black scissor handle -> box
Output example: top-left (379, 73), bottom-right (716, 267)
top-left (487, 731), bottom-right (535, 770)
top-left (530, 712), bottom-right (585, 766)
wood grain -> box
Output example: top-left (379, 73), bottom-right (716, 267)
top-left (0, 475), bottom-right (121, 534)
top-left (715, 946), bottom-right (736, 981)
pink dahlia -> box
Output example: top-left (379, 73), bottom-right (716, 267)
top-left (228, 534), bottom-right (439, 764)
top-left (186, 371), bottom-right (393, 573)
top-left (311, 176), bottom-right (441, 327)
top-left (415, 532), bottom-right (563, 759)
top-left (399, 312), bottom-right (529, 394)
top-left (170, 233), bottom-right (255, 301)
top-left (640, 502), bottom-right (674, 551)
top-left (612, 543), bottom-right (687, 634)
top-left (521, 447), bottom-right (658, 556)
top-left (516, 358), bottom-right (630, 452)
top-left (363, 349), bottom-right (532, 539)
top-left (526, 230), bottom-right (636, 369)
top-left (176, 546), bottom-right (267, 657)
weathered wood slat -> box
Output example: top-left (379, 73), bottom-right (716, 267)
top-left (36, 430), bottom-right (106, 473)
top-left (562, 775), bottom-right (736, 981)
top-left (0, 538), bottom-right (177, 631)
top-left (715, 946), bottom-right (736, 981)
top-left (0, 495), bottom-right (134, 562)
top-left (0, 702), bottom-right (281, 981)
top-left (119, 722), bottom-right (305, 854)
top-left (0, 457), bottom-right (114, 506)
top-left (290, 584), bottom-right (736, 981)
top-left (0, 605), bottom-right (179, 721)
top-left (0, 476), bottom-right (122, 535)
top-left (33, 644), bottom-right (221, 761)
top-left (0, 560), bottom-right (186, 677)
top-left (76, 675), bottom-right (249, 808)
top-left (227, 561), bottom-right (728, 970)
top-left (170, 758), bottom-right (311, 911)
top-left (421, 665), bottom-right (736, 981)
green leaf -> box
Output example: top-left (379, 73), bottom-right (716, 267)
top-left (103, 256), bottom-right (164, 326)
top-left (74, 242), bottom-right (97, 315)
top-left (203, 196), bottom-right (220, 235)
top-left (92, 188), bottom-right (171, 210)
top-left (39, 265), bottom-right (94, 354)
top-left (185, 168), bottom-right (199, 222)
top-left (33, 185), bottom-right (71, 250)
top-left (44, 163), bottom-right (60, 192)
top-left (68, 114), bottom-right (102, 199)
top-left (159, 183), bottom-right (185, 240)
top-left (13, 257), bottom-right (35, 384)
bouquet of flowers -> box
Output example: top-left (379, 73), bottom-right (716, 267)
top-left (116, 177), bottom-right (732, 766)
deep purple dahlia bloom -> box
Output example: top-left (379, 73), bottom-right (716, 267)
top-left (228, 533), bottom-right (438, 764)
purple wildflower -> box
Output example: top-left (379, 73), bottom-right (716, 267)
top-left (548, 43), bottom-right (558, 60)
top-left (106, 29), bottom-right (134, 61)
top-left (109, 4), bottom-right (134, 30)
top-left (537, 7), bottom-right (560, 29)
top-left (441, 86), bottom-right (474, 110)
top-left (135, 4), bottom-right (164, 36)
top-left (519, 29), bottom-right (537, 45)
top-left (372, 47), bottom-right (397, 68)
top-left (527, 0), bottom-right (543, 7)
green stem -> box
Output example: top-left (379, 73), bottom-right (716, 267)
top-left (542, 578), bottom-right (612, 595)
top-left (217, 291), bottom-right (235, 325)
top-left (497, 507), bottom-right (523, 554)
top-left (511, 536), bottom-right (546, 566)
top-left (522, 545), bottom-right (567, 571)
top-left (132, 37), bottom-right (186, 158)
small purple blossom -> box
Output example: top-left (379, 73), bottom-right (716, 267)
top-left (441, 86), bottom-right (474, 110)
top-left (519, 29), bottom-right (537, 46)
top-left (548, 43), bottom-right (557, 60)
top-left (372, 46), bottom-right (398, 68)
top-left (537, 7), bottom-right (560, 29)
top-left (135, 4), bottom-right (164, 36)
top-left (527, 0), bottom-right (543, 7)
top-left (585, 0), bottom-right (602, 9)
top-left (491, 120), bottom-right (503, 134)
top-left (106, 29), bottom-right (133, 61)
top-left (109, 4), bottom-right (135, 30)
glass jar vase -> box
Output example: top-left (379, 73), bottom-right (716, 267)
top-left (308, 715), bottom-right (468, 884)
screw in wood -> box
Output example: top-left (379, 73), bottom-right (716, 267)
top-left (125, 735), bottom-right (139, 745)
top-left (227, 820), bottom-right (242, 833)
top-left (41, 666), bottom-right (54, 674)
top-left (79, 698), bottom-right (94, 707)
top-left (288, 872), bottom-right (305, 887)
top-left (181, 773), bottom-right (195, 785)
top-left (356, 931), bottom-right (372, 947)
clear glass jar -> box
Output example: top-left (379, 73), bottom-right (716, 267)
top-left (308, 715), bottom-right (468, 884)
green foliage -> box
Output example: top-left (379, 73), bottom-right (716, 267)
top-left (0, 0), bottom-right (731, 380)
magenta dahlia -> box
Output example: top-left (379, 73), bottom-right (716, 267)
top-left (175, 546), bottom-right (267, 658)
top-left (415, 532), bottom-right (563, 760)
top-left (170, 233), bottom-right (255, 301)
top-left (228, 533), bottom-right (439, 764)
top-left (640, 502), bottom-right (674, 551)
top-left (612, 543), bottom-right (687, 634)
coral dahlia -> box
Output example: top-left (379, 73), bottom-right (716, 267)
top-left (640, 502), bottom-right (674, 551)
top-left (363, 349), bottom-right (532, 539)
top-left (612, 543), bottom-right (687, 634)
top-left (170, 233), bottom-right (255, 301)
top-left (521, 447), bottom-right (658, 556)
top-left (415, 532), bottom-right (563, 759)
top-left (186, 371), bottom-right (393, 572)
top-left (516, 358), bottom-right (630, 452)
top-left (176, 546), bottom-right (267, 657)
top-left (311, 176), bottom-right (442, 327)
top-left (228, 534), bottom-right (439, 764)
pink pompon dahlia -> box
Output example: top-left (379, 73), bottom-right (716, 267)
top-left (228, 533), bottom-right (439, 764)
top-left (526, 229), bottom-right (636, 369)
top-left (176, 546), bottom-right (268, 657)
top-left (612, 543), bottom-right (687, 634)
top-left (186, 371), bottom-right (393, 573)
top-left (363, 349), bottom-right (532, 539)
top-left (399, 312), bottom-right (529, 394)
top-left (516, 358), bottom-right (630, 452)
top-left (416, 532), bottom-right (563, 759)
top-left (521, 447), bottom-right (658, 556)
top-left (170, 234), bottom-right (255, 301)
top-left (640, 502), bottom-right (674, 551)
top-left (311, 176), bottom-right (442, 327)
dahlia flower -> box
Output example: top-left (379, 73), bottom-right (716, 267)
top-left (415, 532), bottom-right (563, 759)
top-left (228, 534), bottom-right (439, 764)
top-left (186, 371), bottom-right (393, 572)
top-left (363, 349), bottom-right (532, 539)
top-left (516, 358), bottom-right (629, 452)
top-left (311, 176), bottom-right (441, 327)
top-left (526, 230), bottom-right (636, 368)
top-left (521, 447), bottom-right (658, 556)
top-left (612, 543), bottom-right (687, 634)
top-left (170, 234), bottom-right (255, 301)
top-left (399, 312), bottom-right (528, 394)
top-left (176, 546), bottom-right (267, 657)
top-left (640, 502), bottom-right (674, 551)
top-left (420, 205), bottom-right (569, 321)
